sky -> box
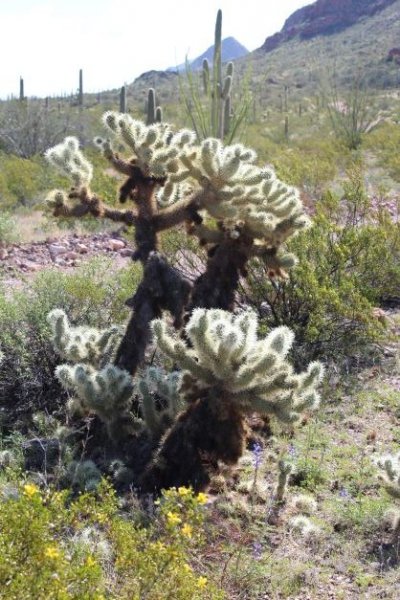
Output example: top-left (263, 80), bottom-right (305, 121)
top-left (0, 0), bottom-right (309, 99)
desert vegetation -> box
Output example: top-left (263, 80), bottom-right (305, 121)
top-left (0, 5), bottom-right (400, 599)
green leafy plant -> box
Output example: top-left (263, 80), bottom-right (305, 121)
top-left (243, 166), bottom-right (398, 365)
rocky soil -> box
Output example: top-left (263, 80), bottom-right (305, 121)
top-left (0, 232), bottom-right (134, 277)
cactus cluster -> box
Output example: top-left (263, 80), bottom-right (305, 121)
top-left (45, 137), bottom-right (93, 188)
top-left (152, 308), bottom-right (323, 424)
top-left (59, 112), bottom-right (309, 252)
top-left (47, 309), bottom-right (186, 442)
top-left (47, 309), bottom-right (138, 441)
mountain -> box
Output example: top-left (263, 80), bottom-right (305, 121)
top-left (168, 37), bottom-right (249, 72)
top-left (259, 0), bottom-right (397, 53)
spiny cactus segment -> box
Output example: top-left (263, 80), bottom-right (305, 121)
top-left (48, 309), bottom-right (139, 440)
top-left (136, 366), bottom-right (184, 437)
top-left (47, 309), bottom-right (120, 367)
top-left (152, 308), bottom-right (324, 424)
top-left (376, 452), bottom-right (400, 500)
top-left (45, 137), bottom-right (93, 188)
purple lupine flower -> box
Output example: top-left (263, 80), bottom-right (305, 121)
top-left (252, 442), bottom-right (263, 468)
top-left (252, 541), bottom-right (263, 560)
top-left (339, 488), bottom-right (350, 500)
top-left (288, 445), bottom-right (297, 458)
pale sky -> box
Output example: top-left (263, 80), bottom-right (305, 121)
top-left (0, 0), bottom-right (309, 99)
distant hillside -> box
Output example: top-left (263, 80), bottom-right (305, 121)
top-left (168, 37), bottom-right (249, 72)
top-left (260, 0), bottom-right (397, 52)
top-left (242, 0), bottom-right (400, 95)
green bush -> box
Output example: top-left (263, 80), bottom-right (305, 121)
top-left (0, 479), bottom-right (222, 599)
top-left (0, 213), bottom-right (20, 245)
top-left (243, 167), bottom-right (399, 366)
top-left (0, 258), bottom-right (141, 431)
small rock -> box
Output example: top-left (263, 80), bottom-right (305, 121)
top-left (0, 248), bottom-right (8, 260)
top-left (107, 238), bottom-right (125, 251)
top-left (25, 262), bottom-right (42, 272)
top-left (120, 248), bottom-right (133, 257)
top-left (48, 244), bottom-right (68, 258)
top-left (76, 243), bottom-right (89, 254)
top-left (65, 251), bottom-right (79, 260)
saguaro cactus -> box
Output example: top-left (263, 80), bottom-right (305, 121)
top-left (78, 69), bottom-right (83, 106)
top-left (182, 10), bottom-right (249, 143)
top-left (119, 85), bottom-right (127, 113)
top-left (146, 88), bottom-right (163, 124)
top-left (19, 77), bottom-right (25, 102)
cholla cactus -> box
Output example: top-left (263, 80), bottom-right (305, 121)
top-left (45, 137), bottom-right (93, 188)
top-left (141, 309), bottom-right (323, 492)
top-left (152, 308), bottom-right (323, 424)
top-left (376, 452), bottom-right (400, 538)
top-left (275, 460), bottom-right (293, 502)
top-left (136, 367), bottom-right (184, 438)
top-left (47, 309), bottom-right (120, 368)
top-left (48, 309), bottom-right (139, 441)
top-left (98, 113), bottom-right (195, 181)
top-left (376, 452), bottom-right (400, 500)
top-left (288, 515), bottom-right (320, 538)
top-left (64, 459), bottom-right (102, 492)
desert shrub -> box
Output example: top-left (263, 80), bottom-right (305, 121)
top-left (273, 138), bottom-right (341, 194)
top-left (242, 168), bottom-right (399, 366)
top-left (0, 258), bottom-right (141, 431)
top-left (0, 213), bottom-right (20, 245)
top-left (365, 121), bottom-right (400, 182)
top-left (0, 479), bottom-right (222, 599)
top-left (0, 152), bottom-right (43, 208)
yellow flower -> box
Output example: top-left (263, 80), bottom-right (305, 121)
top-left (197, 576), bottom-right (208, 589)
top-left (181, 523), bottom-right (193, 538)
top-left (166, 511), bottom-right (182, 526)
top-left (44, 546), bottom-right (61, 560)
top-left (178, 486), bottom-right (190, 497)
top-left (23, 483), bottom-right (39, 498)
top-left (85, 555), bottom-right (97, 568)
top-left (183, 563), bottom-right (192, 573)
top-left (197, 492), bottom-right (208, 505)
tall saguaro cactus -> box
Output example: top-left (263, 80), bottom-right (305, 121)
top-left (19, 77), bottom-right (25, 102)
top-left (78, 69), bottom-right (83, 106)
top-left (182, 10), bottom-right (249, 143)
top-left (146, 88), bottom-right (163, 124)
top-left (120, 85), bottom-right (127, 113)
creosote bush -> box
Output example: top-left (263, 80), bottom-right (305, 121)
top-left (243, 167), bottom-right (399, 365)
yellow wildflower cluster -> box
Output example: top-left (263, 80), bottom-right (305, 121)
top-left (44, 546), bottom-right (61, 560)
top-left (23, 483), bottom-right (39, 498)
top-left (181, 523), bottom-right (193, 538)
top-left (197, 576), bottom-right (208, 589)
top-left (166, 511), bottom-right (182, 526)
top-left (197, 492), bottom-right (208, 505)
